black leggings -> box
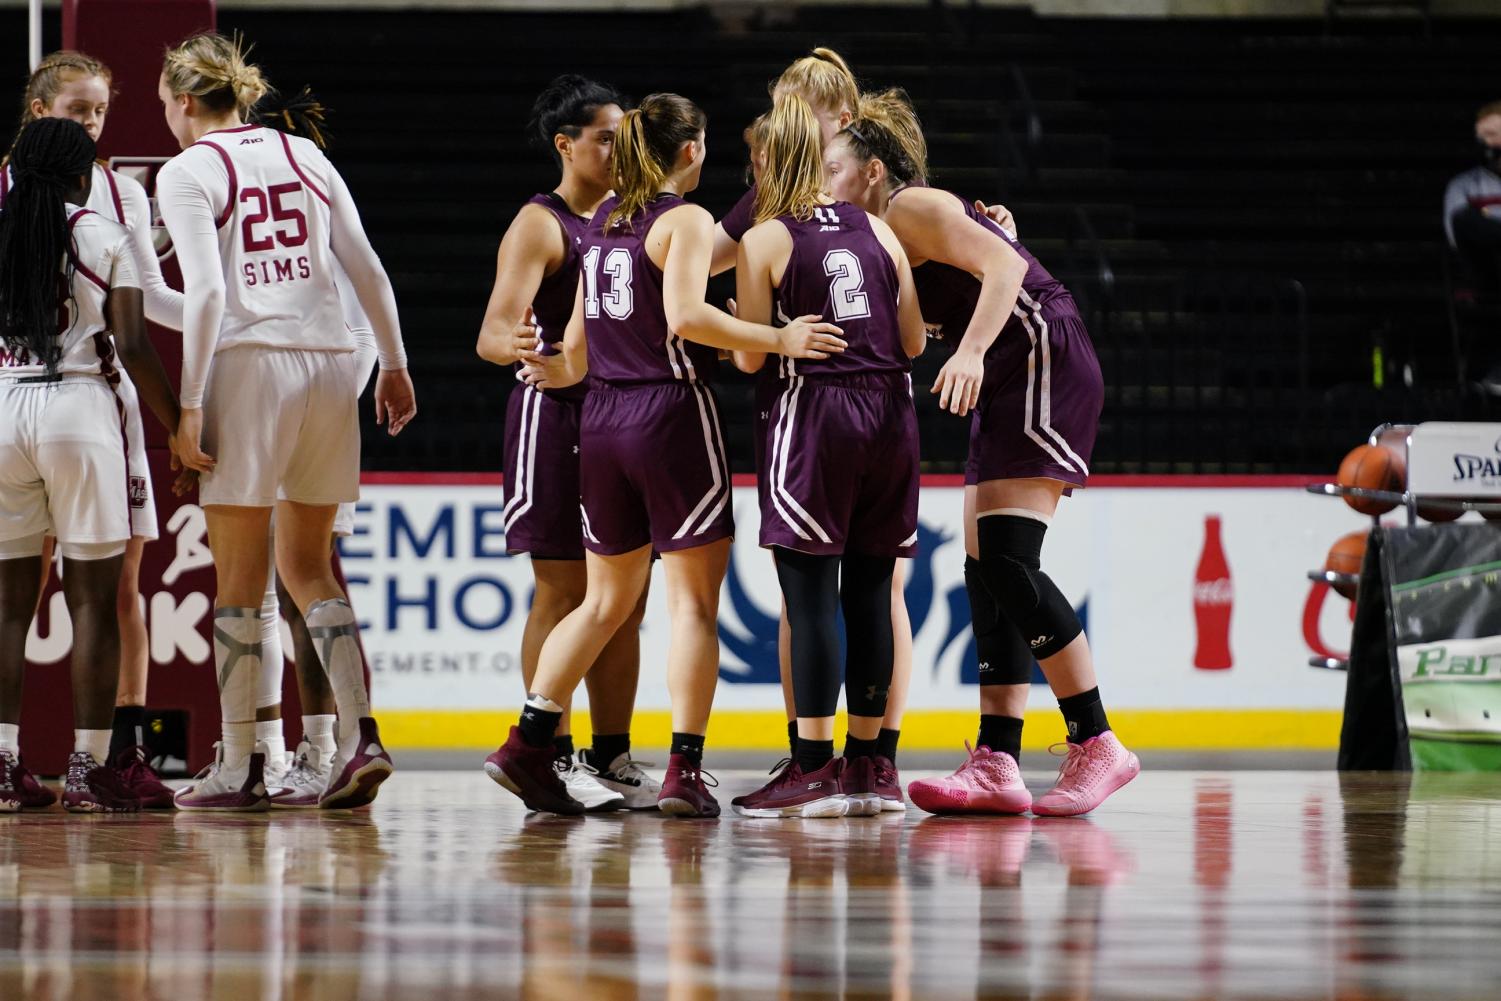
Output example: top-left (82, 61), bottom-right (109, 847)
top-left (775, 548), bottom-right (895, 719)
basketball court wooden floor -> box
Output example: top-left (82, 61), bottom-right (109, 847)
top-left (2, 769), bottom-right (1498, 1000)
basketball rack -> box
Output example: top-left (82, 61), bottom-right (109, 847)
top-left (1304, 421), bottom-right (1501, 671)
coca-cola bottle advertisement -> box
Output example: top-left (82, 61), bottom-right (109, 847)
top-left (1193, 515), bottom-right (1234, 670)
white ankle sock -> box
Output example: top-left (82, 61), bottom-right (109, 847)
top-left (304, 598), bottom-right (369, 749)
top-left (0, 723), bottom-right (18, 755)
top-left (255, 719), bottom-right (286, 766)
top-left (222, 720), bottom-right (256, 772)
top-left (74, 729), bottom-right (110, 764)
top-left (303, 714), bottom-right (336, 756)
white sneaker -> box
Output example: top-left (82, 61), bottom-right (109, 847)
top-left (270, 741), bottom-right (332, 809)
top-left (580, 750), bottom-right (662, 811)
top-left (264, 750), bottom-right (295, 792)
top-left (174, 742), bottom-right (269, 812)
top-left (554, 757), bottom-right (626, 813)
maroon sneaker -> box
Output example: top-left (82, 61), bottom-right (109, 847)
top-left (732, 757), bottom-right (845, 819)
top-left (0, 750), bottom-right (21, 812)
top-left (871, 755), bottom-right (906, 813)
top-left (841, 756), bottom-right (882, 817)
top-left (12, 755), bottom-right (57, 809)
top-left (657, 754), bottom-right (721, 818)
top-left (484, 726), bottom-right (584, 815)
top-left (730, 757), bottom-right (793, 809)
top-left (62, 752), bottom-right (140, 813)
top-left (114, 746), bottom-right (176, 810)
top-left (320, 718), bottom-right (394, 810)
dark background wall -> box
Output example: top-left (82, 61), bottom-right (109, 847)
top-left (4, 4), bottom-right (1498, 474)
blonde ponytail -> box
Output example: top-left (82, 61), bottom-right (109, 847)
top-left (605, 93), bottom-right (705, 232)
top-left (753, 95), bottom-right (825, 226)
top-left (772, 47), bottom-right (859, 118)
top-left (163, 32), bottom-right (270, 118)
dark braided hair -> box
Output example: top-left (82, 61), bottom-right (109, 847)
top-left (255, 85), bottom-right (332, 149)
top-left (0, 118), bottom-right (95, 373)
top-left (528, 74), bottom-right (626, 166)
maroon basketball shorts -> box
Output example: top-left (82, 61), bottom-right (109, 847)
top-left (579, 381), bottom-right (734, 556)
top-left (502, 383), bottom-right (585, 560)
top-left (966, 307), bottom-right (1103, 489)
top-left (760, 372), bottom-right (918, 558)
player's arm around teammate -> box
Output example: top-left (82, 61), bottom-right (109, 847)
top-left (828, 111), bottom-right (1139, 817)
top-left (475, 78), bottom-right (659, 812)
top-left (494, 94), bottom-right (843, 819)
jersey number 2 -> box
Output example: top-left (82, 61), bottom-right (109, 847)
top-left (583, 247), bottom-right (633, 320)
top-left (823, 248), bottom-right (871, 321)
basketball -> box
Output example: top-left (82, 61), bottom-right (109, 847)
top-left (1324, 531), bottom-right (1367, 599)
top-left (1418, 500), bottom-right (1465, 523)
top-left (1337, 443), bottom-right (1404, 515)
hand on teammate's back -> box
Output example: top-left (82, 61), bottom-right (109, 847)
top-left (977, 200), bottom-right (1018, 239)
top-left (932, 345), bottom-right (985, 417)
top-left (777, 315), bottom-right (847, 360)
top-left (375, 369), bottom-right (418, 436)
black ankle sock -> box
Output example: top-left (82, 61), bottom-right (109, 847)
top-left (978, 714), bottom-right (1024, 762)
top-left (552, 734), bottom-right (575, 762)
top-left (786, 720), bottom-right (798, 758)
top-left (844, 735), bottom-right (878, 760)
top-left (877, 727), bottom-right (900, 763)
top-left (518, 695), bottom-right (562, 748)
top-left (796, 738), bottom-right (835, 773)
top-left (1058, 687), bottom-right (1109, 744)
top-left (591, 732), bottom-right (631, 767)
top-left (110, 705), bottom-right (146, 761)
top-left (670, 732), bottom-right (705, 766)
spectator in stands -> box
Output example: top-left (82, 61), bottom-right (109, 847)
top-left (1443, 100), bottom-right (1501, 298)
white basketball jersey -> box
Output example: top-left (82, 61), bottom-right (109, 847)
top-left (1, 162), bottom-right (135, 226)
top-left (157, 124), bottom-right (348, 354)
top-left (0, 206), bottom-right (137, 377)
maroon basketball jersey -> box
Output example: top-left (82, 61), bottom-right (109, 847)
top-left (772, 202), bottom-right (909, 376)
top-left (521, 192), bottom-right (591, 400)
top-left (893, 187), bottom-right (1073, 340)
top-left (582, 193), bottom-right (717, 385)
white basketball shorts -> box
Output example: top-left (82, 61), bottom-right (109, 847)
top-left (0, 375), bottom-right (131, 548)
top-left (199, 346), bottom-right (359, 508)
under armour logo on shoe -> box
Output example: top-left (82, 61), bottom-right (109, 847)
top-left (808, 781), bottom-right (823, 789)
top-left (1030, 635), bottom-right (1051, 650)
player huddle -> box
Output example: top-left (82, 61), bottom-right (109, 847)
top-left (477, 49), bottom-right (1140, 819)
top-left (0, 36), bottom-right (1139, 820)
top-left (0, 35), bottom-right (415, 813)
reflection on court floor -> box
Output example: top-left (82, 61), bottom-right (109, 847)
top-left (1, 770), bottom-right (1498, 1000)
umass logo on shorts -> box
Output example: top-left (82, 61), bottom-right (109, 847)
top-left (129, 476), bottom-right (148, 509)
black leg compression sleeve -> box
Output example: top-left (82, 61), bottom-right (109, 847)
top-left (776, 549), bottom-right (843, 719)
top-left (840, 552), bottom-right (895, 718)
top-left (965, 557), bottom-right (1037, 685)
top-left (976, 515), bottom-right (1082, 661)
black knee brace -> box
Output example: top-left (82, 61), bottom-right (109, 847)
top-left (965, 557), bottom-right (1036, 685)
top-left (976, 515), bottom-right (1081, 661)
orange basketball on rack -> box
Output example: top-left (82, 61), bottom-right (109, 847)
top-left (1325, 531), bottom-right (1367, 600)
top-left (1337, 443), bottom-right (1404, 515)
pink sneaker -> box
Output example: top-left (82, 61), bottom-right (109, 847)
top-left (907, 742), bottom-right (1031, 816)
top-left (1031, 731), bottom-right (1140, 817)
